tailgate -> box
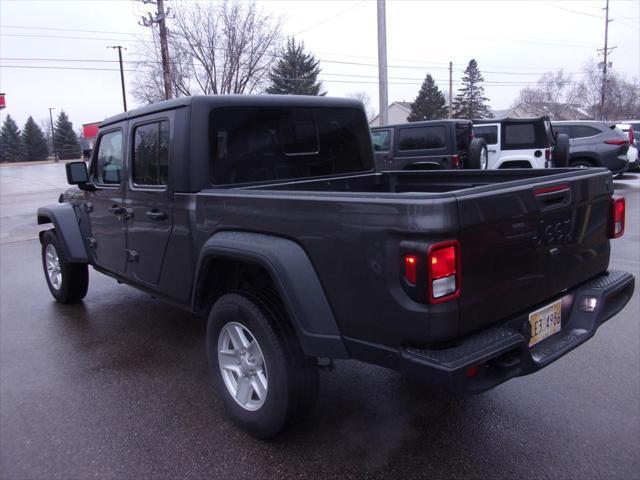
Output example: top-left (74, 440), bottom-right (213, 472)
top-left (455, 169), bottom-right (614, 335)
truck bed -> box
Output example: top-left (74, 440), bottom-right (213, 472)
top-left (236, 168), bottom-right (604, 195)
top-left (195, 167), bottom-right (614, 348)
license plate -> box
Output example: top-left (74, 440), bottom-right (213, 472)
top-left (528, 299), bottom-right (562, 347)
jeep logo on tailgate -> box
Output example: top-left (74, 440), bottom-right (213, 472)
top-left (533, 218), bottom-right (573, 246)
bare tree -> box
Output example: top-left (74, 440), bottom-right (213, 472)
top-left (347, 91), bottom-right (376, 122)
top-left (515, 61), bottom-right (640, 120)
top-left (133, 0), bottom-right (281, 103)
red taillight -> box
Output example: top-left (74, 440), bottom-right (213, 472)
top-left (465, 365), bottom-right (480, 378)
top-left (609, 196), bottom-right (625, 238)
top-left (544, 148), bottom-right (551, 161)
top-left (452, 155), bottom-right (460, 168)
top-left (629, 128), bottom-right (635, 145)
top-left (427, 240), bottom-right (460, 303)
top-left (604, 138), bottom-right (627, 146)
top-left (404, 255), bottom-right (417, 284)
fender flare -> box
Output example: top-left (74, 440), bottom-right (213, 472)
top-left (37, 204), bottom-right (89, 263)
top-left (193, 231), bottom-right (348, 359)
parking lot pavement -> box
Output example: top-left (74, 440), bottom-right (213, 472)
top-left (1, 164), bottom-right (638, 479)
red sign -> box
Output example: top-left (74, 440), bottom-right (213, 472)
top-left (82, 122), bottom-right (100, 139)
top-left (0, 93), bottom-right (5, 110)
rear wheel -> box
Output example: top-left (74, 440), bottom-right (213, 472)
top-left (467, 138), bottom-right (488, 169)
top-left (41, 230), bottom-right (89, 303)
top-left (553, 133), bottom-right (570, 167)
top-left (207, 292), bottom-right (318, 438)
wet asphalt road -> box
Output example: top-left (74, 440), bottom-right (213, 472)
top-left (1, 163), bottom-right (639, 480)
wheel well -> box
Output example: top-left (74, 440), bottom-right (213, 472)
top-left (570, 157), bottom-right (597, 167)
top-left (195, 257), bottom-right (278, 315)
top-left (499, 161), bottom-right (533, 169)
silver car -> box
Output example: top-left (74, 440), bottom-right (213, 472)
top-left (552, 121), bottom-right (630, 176)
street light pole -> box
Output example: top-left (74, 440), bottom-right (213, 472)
top-left (48, 107), bottom-right (56, 162)
top-left (108, 45), bottom-right (128, 112)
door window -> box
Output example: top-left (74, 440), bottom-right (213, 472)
top-left (371, 129), bottom-right (391, 151)
top-left (133, 121), bottom-right (170, 186)
top-left (473, 125), bottom-right (498, 145)
top-left (94, 130), bottom-right (123, 185)
top-left (397, 126), bottom-right (446, 151)
top-left (569, 125), bottom-right (600, 139)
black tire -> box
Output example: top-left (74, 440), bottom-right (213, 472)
top-left (206, 292), bottom-right (318, 438)
top-left (570, 159), bottom-right (594, 169)
top-left (466, 138), bottom-right (488, 169)
top-left (553, 133), bottom-right (570, 167)
top-left (41, 229), bottom-right (89, 303)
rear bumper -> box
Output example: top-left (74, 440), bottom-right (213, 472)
top-left (399, 270), bottom-right (635, 394)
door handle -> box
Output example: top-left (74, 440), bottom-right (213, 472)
top-left (108, 205), bottom-right (125, 215)
top-left (145, 209), bottom-right (167, 221)
top-left (488, 149), bottom-right (497, 153)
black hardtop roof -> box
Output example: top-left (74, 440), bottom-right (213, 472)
top-left (473, 116), bottom-right (550, 125)
top-left (371, 119), bottom-right (472, 130)
top-left (100, 95), bottom-right (364, 127)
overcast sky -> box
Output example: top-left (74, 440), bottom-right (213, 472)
top-left (1, 0), bottom-right (639, 129)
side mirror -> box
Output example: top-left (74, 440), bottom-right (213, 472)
top-left (66, 161), bottom-right (89, 185)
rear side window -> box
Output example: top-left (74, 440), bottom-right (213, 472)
top-left (133, 121), bottom-right (170, 186)
top-left (398, 126), bottom-right (446, 151)
top-left (569, 125), bottom-right (600, 139)
top-left (94, 130), bottom-right (123, 185)
top-left (209, 107), bottom-right (371, 184)
top-left (502, 122), bottom-right (549, 150)
top-left (473, 125), bottom-right (498, 145)
top-left (553, 125), bottom-right (569, 136)
top-left (371, 129), bottom-right (391, 151)
top-left (455, 123), bottom-right (471, 150)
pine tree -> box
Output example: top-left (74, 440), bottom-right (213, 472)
top-left (22, 116), bottom-right (50, 161)
top-left (53, 110), bottom-right (81, 159)
top-left (0, 115), bottom-right (25, 163)
top-left (452, 59), bottom-right (492, 119)
top-left (266, 37), bottom-right (323, 95)
top-left (408, 74), bottom-right (448, 121)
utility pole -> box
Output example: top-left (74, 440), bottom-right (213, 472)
top-left (448, 62), bottom-right (453, 118)
top-left (139, 0), bottom-right (173, 100)
top-left (376, 0), bottom-right (388, 126)
top-left (107, 46), bottom-right (128, 111)
top-left (48, 107), bottom-right (56, 162)
top-left (599, 0), bottom-right (611, 120)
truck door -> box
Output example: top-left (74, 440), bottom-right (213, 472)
top-left (473, 124), bottom-right (499, 169)
top-left (371, 128), bottom-right (393, 170)
top-left (87, 128), bottom-right (128, 273)
top-left (125, 118), bottom-right (173, 285)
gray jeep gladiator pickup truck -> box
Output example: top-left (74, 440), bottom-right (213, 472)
top-left (38, 95), bottom-right (634, 438)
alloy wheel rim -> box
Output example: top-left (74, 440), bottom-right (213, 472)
top-left (217, 322), bottom-right (268, 411)
top-left (45, 244), bottom-right (62, 290)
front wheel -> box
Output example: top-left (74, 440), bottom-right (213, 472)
top-left (41, 230), bottom-right (89, 303)
top-left (207, 292), bottom-right (318, 438)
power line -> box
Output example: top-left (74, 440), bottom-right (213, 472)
top-left (0, 24), bottom-right (148, 37)
top-left (295, 0), bottom-right (366, 35)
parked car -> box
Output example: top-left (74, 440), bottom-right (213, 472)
top-left (38, 95), bottom-right (634, 438)
top-left (552, 121), bottom-right (630, 176)
top-left (371, 120), bottom-right (488, 170)
top-left (615, 121), bottom-right (639, 170)
top-left (473, 117), bottom-right (569, 169)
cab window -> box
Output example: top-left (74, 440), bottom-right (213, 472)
top-left (371, 129), bottom-right (391, 151)
top-left (94, 130), bottom-right (123, 185)
top-left (132, 121), bottom-right (170, 186)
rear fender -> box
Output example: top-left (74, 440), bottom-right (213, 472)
top-left (193, 231), bottom-right (348, 359)
top-left (37, 204), bottom-right (88, 263)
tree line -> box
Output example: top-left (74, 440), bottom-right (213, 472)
top-left (0, 111), bottom-right (81, 163)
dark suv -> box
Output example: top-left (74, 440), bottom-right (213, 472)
top-left (371, 120), bottom-right (487, 170)
top-left (551, 121), bottom-right (630, 175)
